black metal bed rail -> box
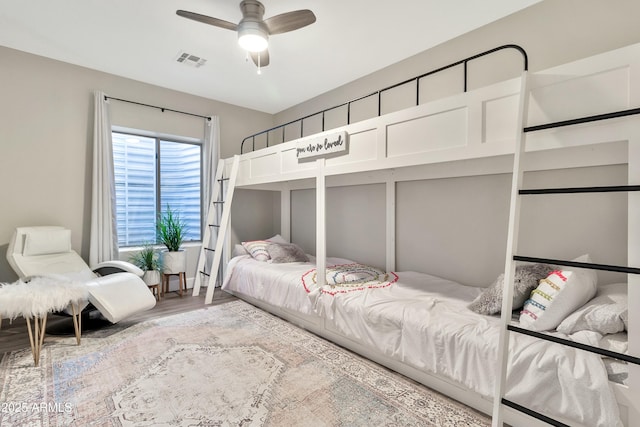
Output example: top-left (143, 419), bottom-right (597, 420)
top-left (241, 44), bottom-right (528, 154)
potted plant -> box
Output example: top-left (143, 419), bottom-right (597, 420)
top-left (128, 243), bottom-right (163, 287)
top-left (157, 205), bottom-right (187, 274)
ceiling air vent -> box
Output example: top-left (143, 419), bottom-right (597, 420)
top-left (175, 51), bottom-right (207, 68)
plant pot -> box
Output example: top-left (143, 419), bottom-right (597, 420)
top-left (142, 270), bottom-right (161, 287)
top-left (162, 250), bottom-right (187, 274)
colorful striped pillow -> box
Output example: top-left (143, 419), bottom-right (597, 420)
top-left (241, 235), bottom-right (289, 262)
top-left (519, 254), bottom-right (597, 331)
top-left (241, 240), bottom-right (271, 261)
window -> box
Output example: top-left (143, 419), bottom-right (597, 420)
top-left (112, 131), bottom-right (202, 247)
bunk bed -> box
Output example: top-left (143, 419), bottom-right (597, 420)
top-left (208, 43), bottom-right (640, 427)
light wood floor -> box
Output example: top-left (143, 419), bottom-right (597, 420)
top-left (0, 288), bottom-right (236, 355)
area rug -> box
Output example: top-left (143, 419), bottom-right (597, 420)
top-left (0, 300), bottom-right (490, 426)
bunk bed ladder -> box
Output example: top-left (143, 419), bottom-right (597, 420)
top-left (491, 69), bottom-right (531, 427)
top-left (192, 155), bottom-right (240, 304)
top-left (492, 90), bottom-right (640, 424)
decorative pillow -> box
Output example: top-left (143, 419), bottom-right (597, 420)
top-left (266, 243), bottom-right (309, 264)
top-left (241, 240), bottom-right (271, 261)
top-left (241, 235), bottom-right (289, 261)
top-left (520, 254), bottom-right (598, 332)
top-left (557, 283), bottom-right (628, 335)
top-left (23, 229), bottom-right (72, 256)
top-left (468, 263), bottom-right (554, 315)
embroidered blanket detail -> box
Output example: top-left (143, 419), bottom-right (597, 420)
top-left (301, 263), bottom-right (398, 296)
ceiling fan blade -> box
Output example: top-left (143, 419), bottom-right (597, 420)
top-left (251, 49), bottom-right (270, 67)
top-left (176, 10), bottom-right (238, 31)
top-left (264, 10), bottom-right (316, 35)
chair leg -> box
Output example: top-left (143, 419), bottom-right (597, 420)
top-left (26, 316), bottom-right (47, 367)
top-left (26, 317), bottom-right (36, 365)
top-left (38, 316), bottom-right (47, 353)
top-left (71, 303), bottom-right (81, 345)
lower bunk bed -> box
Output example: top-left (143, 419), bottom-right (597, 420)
top-left (222, 238), bottom-right (630, 427)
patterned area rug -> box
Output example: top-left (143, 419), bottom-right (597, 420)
top-left (0, 300), bottom-right (490, 426)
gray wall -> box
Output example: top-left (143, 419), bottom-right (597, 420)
top-left (230, 189), bottom-right (281, 244)
top-left (291, 184), bottom-right (387, 269)
top-left (0, 46), bottom-right (274, 282)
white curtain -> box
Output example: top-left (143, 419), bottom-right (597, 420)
top-left (203, 116), bottom-right (220, 209)
top-left (89, 90), bottom-right (119, 266)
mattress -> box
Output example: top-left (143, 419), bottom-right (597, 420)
top-left (222, 255), bottom-right (624, 427)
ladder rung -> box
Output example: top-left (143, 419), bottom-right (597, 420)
top-left (523, 106), bottom-right (640, 133)
top-left (209, 224), bottom-right (220, 228)
top-left (204, 247), bottom-right (215, 252)
top-left (199, 271), bottom-right (210, 277)
top-left (519, 185), bottom-right (640, 195)
top-left (501, 398), bottom-right (569, 427)
top-left (508, 324), bottom-right (640, 365)
top-left (218, 177), bottom-right (230, 182)
top-left (212, 201), bottom-right (225, 204)
top-left (513, 255), bottom-right (640, 275)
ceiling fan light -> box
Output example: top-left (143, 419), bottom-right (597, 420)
top-left (238, 24), bottom-right (268, 52)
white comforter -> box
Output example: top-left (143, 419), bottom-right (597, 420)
top-left (222, 256), bottom-right (622, 427)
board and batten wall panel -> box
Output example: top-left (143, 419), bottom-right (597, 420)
top-left (396, 164), bottom-right (627, 287)
top-left (395, 173), bottom-right (511, 287)
top-left (230, 189), bottom-right (281, 245)
top-left (242, 164), bottom-right (628, 288)
top-left (291, 184), bottom-right (387, 270)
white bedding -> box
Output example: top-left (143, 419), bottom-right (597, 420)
top-left (222, 255), bottom-right (623, 427)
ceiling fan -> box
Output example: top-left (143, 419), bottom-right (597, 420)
top-left (177, 0), bottom-right (316, 72)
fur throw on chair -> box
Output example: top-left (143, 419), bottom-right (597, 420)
top-left (0, 276), bottom-right (88, 320)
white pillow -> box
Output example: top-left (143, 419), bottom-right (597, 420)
top-left (519, 254), bottom-right (597, 332)
top-left (23, 229), bottom-right (72, 256)
top-left (556, 283), bottom-right (627, 335)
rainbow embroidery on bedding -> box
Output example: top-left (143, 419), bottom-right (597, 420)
top-left (301, 263), bottom-right (399, 296)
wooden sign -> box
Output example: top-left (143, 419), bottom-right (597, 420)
top-left (296, 131), bottom-right (348, 159)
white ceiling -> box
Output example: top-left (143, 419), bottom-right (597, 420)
top-left (0, 0), bottom-right (540, 114)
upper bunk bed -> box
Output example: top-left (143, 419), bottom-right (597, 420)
top-left (229, 43), bottom-right (638, 191)
top-left (208, 42), bottom-right (640, 427)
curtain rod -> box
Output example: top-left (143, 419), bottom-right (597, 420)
top-left (104, 95), bottom-right (211, 121)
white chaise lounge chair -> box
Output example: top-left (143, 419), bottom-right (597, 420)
top-left (6, 226), bottom-right (156, 324)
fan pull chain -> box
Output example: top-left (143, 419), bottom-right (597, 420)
top-left (257, 53), bottom-right (262, 75)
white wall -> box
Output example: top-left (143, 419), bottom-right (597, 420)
top-left (0, 46), bottom-right (274, 282)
